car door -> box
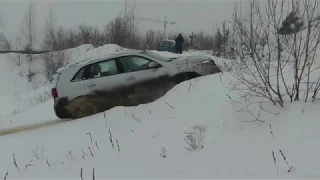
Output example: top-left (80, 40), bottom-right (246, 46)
top-left (63, 68), bottom-right (88, 101)
top-left (82, 58), bottom-right (128, 101)
top-left (118, 55), bottom-right (171, 103)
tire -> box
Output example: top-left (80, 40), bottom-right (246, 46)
top-left (173, 73), bottom-right (200, 84)
top-left (54, 98), bottom-right (72, 119)
top-left (65, 95), bottom-right (112, 119)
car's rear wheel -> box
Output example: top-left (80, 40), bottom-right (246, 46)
top-left (54, 98), bottom-right (72, 119)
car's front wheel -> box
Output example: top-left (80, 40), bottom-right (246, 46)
top-left (172, 72), bottom-right (201, 84)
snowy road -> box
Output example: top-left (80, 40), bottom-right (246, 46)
top-left (0, 118), bottom-right (65, 136)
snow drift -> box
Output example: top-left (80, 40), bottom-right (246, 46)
top-left (0, 43), bottom-right (319, 178)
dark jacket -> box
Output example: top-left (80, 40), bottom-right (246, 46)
top-left (175, 35), bottom-right (184, 51)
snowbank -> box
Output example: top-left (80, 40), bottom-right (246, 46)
top-left (65, 44), bottom-right (127, 63)
top-left (0, 43), bottom-right (318, 178)
top-left (0, 73), bottom-right (319, 178)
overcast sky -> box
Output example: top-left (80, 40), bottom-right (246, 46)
top-left (0, 0), bottom-right (238, 46)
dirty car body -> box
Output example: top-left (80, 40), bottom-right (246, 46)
top-left (52, 50), bottom-right (221, 119)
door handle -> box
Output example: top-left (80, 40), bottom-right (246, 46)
top-left (87, 83), bottom-right (96, 87)
top-left (126, 76), bottom-right (136, 81)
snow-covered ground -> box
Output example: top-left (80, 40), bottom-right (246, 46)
top-left (0, 44), bottom-right (319, 178)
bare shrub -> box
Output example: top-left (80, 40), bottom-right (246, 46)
top-left (11, 37), bottom-right (23, 66)
top-left (228, 0), bottom-right (320, 115)
top-left (80, 167), bottom-right (83, 180)
top-left (31, 146), bottom-right (45, 160)
top-left (190, 32), bottom-right (214, 50)
top-left (46, 158), bottom-right (51, 167)
top-left (214, 21), bottom-right (232, 57)
top-left (27, 68), bottom-right (35, 82)
top-left (160, 147), bottom-right (167, 158)
top-left (34, 89), bottom-right (51, 103)
top-left (65, 29), bottom-right (78, 49)
top-left (0, 34), bottom-right (10, 51)
top-left (12, 153), bottom-right (20, 172)
top-left (272, 151), bottom-right (279, 176)
top-left (65, 151), bottom-right (76, 162)
top-left (42, 7), bottom-right (68, 83)
top-left (230, 0), bottom-right (286, 108)
top-left (92, 168), bottom-right (95, 180)
top-left (279, 149), bottom-right (294, 172)
top-left (42, 51), bottom-right (67, 83)
top-left (78, 24), bottom-right (104, 47)
top-left (145, 29), bottom-right (156, 49)
top-left (3, 171), bottom-right (8, 180)
top-left (282, 0), bottom-right (320, 102)
top-left (183, 125), bottom-right (206, 151)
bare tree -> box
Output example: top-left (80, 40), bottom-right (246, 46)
top-left (42, 6), bottom-right (68, 83)
top-left (194, 32), bottom-right (215, 50)
top-left (42, 50), bottom-right (67, 83)
top-left (13, 37), bottom-right (23, 66)
top-left (43, 5), bottom-right (56, 51)
top-left (104, 1), bottom-right (143, 49)
top-left (20, 0), bottom-right (36, 58)
top-left (145, 29), bottom-right (155, 49)
top-left (214, 22), bottom-right (231, 57)
top-left (56, 27), bottom-right (67, 50)
top-left (0, 14), bottom-right (10, 51)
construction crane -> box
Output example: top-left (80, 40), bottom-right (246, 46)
top-left (134, 16), bottom-right (176, 39)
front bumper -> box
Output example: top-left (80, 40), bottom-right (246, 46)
top-left (199, 63), bottom-right (222, 75)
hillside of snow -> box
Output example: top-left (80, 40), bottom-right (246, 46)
top-left (0, 67), bottom-right (319, 178)
top-left (0, 43), bottom-right (318, 178)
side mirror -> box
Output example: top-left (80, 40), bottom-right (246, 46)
top-left (148, 61), bottom-right (160, 68)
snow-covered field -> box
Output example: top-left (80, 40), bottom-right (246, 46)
top-left (0, 44), bottom-right (319, 178)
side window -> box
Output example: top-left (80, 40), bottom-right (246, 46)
top-left (71, 68), bottom-right (85, 82)
top-left (119, 56), bottom-right (154, 73)
top-left (71, 59), bottom-right (119, 82)
top-left (96, 59), bottom-right (119, 77)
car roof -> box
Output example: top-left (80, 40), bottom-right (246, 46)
top-left (67, 49), bottom-right (144, 68)
top-left (162, 39), bottom-right (175, 43)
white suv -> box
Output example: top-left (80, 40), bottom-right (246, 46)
top-left (52, 50), bottom-right (221, 119)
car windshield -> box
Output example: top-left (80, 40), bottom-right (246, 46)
top-left (143, 51), bottom-right (171, 62)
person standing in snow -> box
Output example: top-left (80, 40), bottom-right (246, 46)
top-left (175, 33), bottom-right (184, 54)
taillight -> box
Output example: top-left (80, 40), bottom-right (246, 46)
top-left (52, 88), bottom-right (58, 98)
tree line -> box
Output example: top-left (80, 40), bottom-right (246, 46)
top-left (0, 1), bottom-right (220, 54)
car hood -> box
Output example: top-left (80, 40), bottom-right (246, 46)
top-left (169, 55), bottom-right (213, 65)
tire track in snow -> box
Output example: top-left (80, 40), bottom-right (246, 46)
top-left (0, 118), bottom-right (69, 136)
